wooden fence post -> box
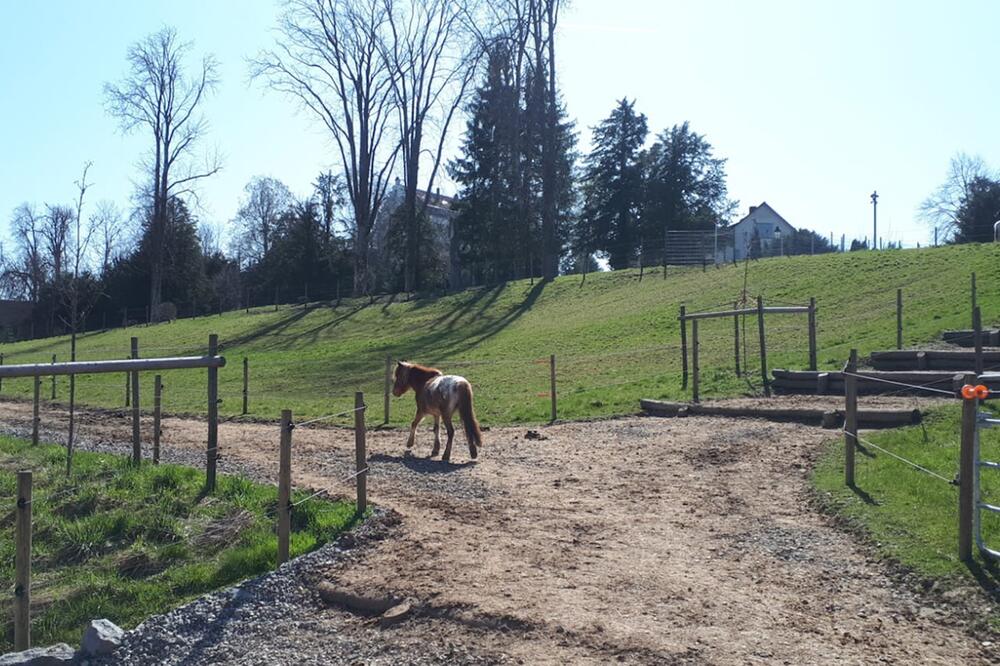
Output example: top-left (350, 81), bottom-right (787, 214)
top-left (959, 372), bottom-right (977, 561)
top-left (680, 305), bottom-right (688, 389)
top-left (1, 352), bottom-right (5, 393)
top-left (844, 349), bottom-right (858, 487)
top-left (971, 272), bottom-right (978, 329)
top-left (973, 306), bottom-right (984, 375)
top-left (757, 296), bottom-right (770, 397)
top-left (384, 354), bottom-right (392, 425)
top-left (31, 376), bottom-right (40, 446)
top-left (153, 375), bottom-right (162, 464)
top-left (808, 297), bottom-right (818, 371)
top-left (549, 355), bottom-right (557, 422)
top-left (50, 355), bottom-right (56, 400)
top-left (14, 470), bottom-right (32, 651)
top-left (274, 285), bottom-right (279, 312)
top-left (130, 337), bottom-right (141, 464)
top-left (207, 334), bottom-right (219, 492)
top-left (733, 301), bottom-right (741, 377)
top-left (896, 289), bottom-right (903, 350)
top-left (278, 409), bottom-right (292, 565)
top-left (354, 392), bottom-right (367, 517)
top-left (692, 320), bottom-right (700, 403)
top-left (242, 357), bottom-right (249, 415)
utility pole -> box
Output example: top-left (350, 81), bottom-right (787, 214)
top-left (870, 190), bottom-right (879, 251)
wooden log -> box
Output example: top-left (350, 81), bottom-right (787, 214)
top-left (14, 470), bottom-right (31, 651)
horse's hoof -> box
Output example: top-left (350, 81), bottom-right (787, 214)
top-left (441, 456), bottom-right (451, 464)
top-left (469, 446), bottom-right (478, 459)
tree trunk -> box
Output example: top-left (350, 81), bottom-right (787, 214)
top-left (403, 149), bottom-right (421, 293)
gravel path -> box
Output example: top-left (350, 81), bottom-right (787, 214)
top-left (0, 397), bottom-right (996, 664)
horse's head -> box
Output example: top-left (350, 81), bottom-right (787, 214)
top-left (392, 361), bottom-right (411, 396)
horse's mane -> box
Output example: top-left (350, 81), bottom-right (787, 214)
top-left (406, 363), bottom-right (442, 384)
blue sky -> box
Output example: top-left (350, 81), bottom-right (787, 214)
top-left (1, 0), bottom-right (998, 250)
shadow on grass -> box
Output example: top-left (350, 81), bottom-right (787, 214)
top-left (847, 483), bottom-right (879, 505)
top-left (368, 451), bottom-right (475, 474)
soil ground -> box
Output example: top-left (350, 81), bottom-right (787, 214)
top-left (0, 396), bottom-right (995, 664)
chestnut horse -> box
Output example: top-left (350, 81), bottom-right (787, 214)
top-left (392, 361), bottom-right (483, 462)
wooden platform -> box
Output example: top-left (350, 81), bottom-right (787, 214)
top-left (639, 399), bottom-right (922, 429)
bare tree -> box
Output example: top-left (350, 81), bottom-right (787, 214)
top-left (314, 170), bottom-right (346, 246)
top-left (91, 200), bottom-right (126, 277)
top-left (253, 0), bottom-right (400, 296)
top-left (64, 162), bottom-right (95, 475)
top-left (104, 27), bottom-right (221, 314)
top-left (41, 204), bottom-right (74, 280)
top-left (233, 176), bottom-right (293, 264)
top-left (382, 0), bottom-right (480, 292)
top-left (4, 204), bottom-right (47, 303)
top-left (920, 153), bottom-right (994, 240)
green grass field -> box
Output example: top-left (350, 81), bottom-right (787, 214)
top-left (0, 436), bottom-right (359, 652)
top-left (813, 403), bottom-right (1000, 627)
top-left (1, 244), bottom-right (998, 427)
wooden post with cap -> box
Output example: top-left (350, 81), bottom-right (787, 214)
top-left (844, 349), bottom-right (858, 487)
top-left (277, 409), bottom-right (292, 565)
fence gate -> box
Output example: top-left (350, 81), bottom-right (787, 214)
top-left (975, 408), bottom-right (1000, 560)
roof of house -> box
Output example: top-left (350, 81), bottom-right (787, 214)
top-left (731, 202), bottom-right (794, 230)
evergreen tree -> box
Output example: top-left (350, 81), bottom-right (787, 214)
top-left (642, 122), bottom-right (736, 262)
top-left (578, 98), bottom-right (647, 270)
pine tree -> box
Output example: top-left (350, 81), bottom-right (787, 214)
top-left (642, 122), bottom-right (736, 261)
top-left (578, 98), bottom-right (647, 270)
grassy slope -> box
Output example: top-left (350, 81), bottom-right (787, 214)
top-left (813, 404), bottom-right (1000, 627)
top-left (0, 243), bottom-right (998, 426)
top-left (0, 436), bottom-right (359, 652)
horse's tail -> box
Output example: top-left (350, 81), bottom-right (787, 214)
top-left (458, 381), bottom-right (483, 450)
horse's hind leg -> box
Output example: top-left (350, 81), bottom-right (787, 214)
top-left (442, 414), bottom-right (455, 463)
top-left (406, 412), bottom-right (424, 450)
top-left (431, 416), bottom-right (441, 457)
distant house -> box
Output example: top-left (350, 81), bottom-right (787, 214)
top-left (728, 202), bottom-right (796, 260)
top-left (372, 180), bottom-right (458, 290)
top-left (0, 300), bottom-right (34, 341)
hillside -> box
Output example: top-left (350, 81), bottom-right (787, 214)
top-left (1, 244), bottom-right (999, 426)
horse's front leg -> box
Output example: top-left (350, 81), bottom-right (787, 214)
top-left (406, 412), bottom-right (425, 450)
top-left (431, 416), bottom-right (441, 457)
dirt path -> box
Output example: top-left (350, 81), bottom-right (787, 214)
top-left (1, 398), bottom-right (994, 664)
